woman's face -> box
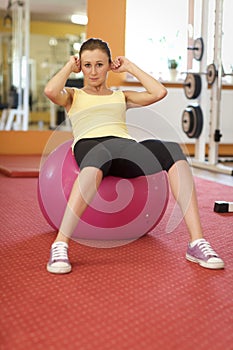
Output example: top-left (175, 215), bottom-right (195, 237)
top-left (80, 49), bottom-right (111, 87)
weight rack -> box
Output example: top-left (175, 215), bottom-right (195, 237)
top-left (182, 0), bottom-right (233, 176)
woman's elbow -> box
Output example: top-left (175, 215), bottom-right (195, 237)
top-left (151, 87), bottom-right (167, 104)
top-left (43, 86), bottom-right (60, 105)
top-left (143, 88), bottom-right (168, 106)
top-left (158, 87), bottom-right (168, 101)
top-left (44, 86), bottom-right (53, 99)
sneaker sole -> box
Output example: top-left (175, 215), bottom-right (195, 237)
top-left (186, 253), bottom-right (225, 269)
top-left (47, 263), bottom-right (72, 274)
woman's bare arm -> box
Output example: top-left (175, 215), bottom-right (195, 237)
top-left (44, 56), bottom-right (81, 110)
top-left (111, 56), bottom-right (167, 108)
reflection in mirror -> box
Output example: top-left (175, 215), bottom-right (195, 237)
top-left (0, 17), bottom-right (86, 131)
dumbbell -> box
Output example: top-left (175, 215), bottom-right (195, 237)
top-left (214, 201), bottom-right (233, 213)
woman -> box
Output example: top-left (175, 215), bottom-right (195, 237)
top-left (44, 38), bottom-right (224, 274)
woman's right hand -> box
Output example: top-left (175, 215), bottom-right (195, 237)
top-left (68, 56), bottom-right (81, 73)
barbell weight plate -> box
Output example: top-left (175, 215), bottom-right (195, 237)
top-left (207, 63), bottom-right (217, 85)
top-left (184, 73), bottom-right (202, 99)
top-left (181, 105), bottom-right (203, 138)
top-left (187, 105), bottom-right (203, 138)
top-left (182, 107), bottom-right (194, 134)
top-left (193, 37), bottom-right (204, 61)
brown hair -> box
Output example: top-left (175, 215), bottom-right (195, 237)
top-left (79, 38), bottom-right (112, 63)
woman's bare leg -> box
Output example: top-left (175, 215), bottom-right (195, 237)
top-left (55, 166), bottom-right (103, 243)
top-left (167, 160), bottom-right (203, 242)
top-left (47, 167), bottom-right (103, 273)
top-left (168, 160), bottom-right (224, 269)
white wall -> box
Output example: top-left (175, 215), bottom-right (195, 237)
top-left (126, 0), bottom-right (233, 78)
top-left (125, 87), bottom-right (233, 145)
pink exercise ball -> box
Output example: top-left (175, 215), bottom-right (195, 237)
top-left (38, 140), bottom-right (169, 241)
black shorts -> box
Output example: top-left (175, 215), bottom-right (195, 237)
top-left (73, 136), bottom-right (187, 178)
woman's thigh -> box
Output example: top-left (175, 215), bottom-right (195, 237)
top-left (140, 139), bottom-right (187, 172)
top-left (110, 139), bottom-right (187, 178)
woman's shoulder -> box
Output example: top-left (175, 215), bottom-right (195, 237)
top-left (111, 89), bottom-right (126, 99)
top-left (64, 86), bottom-right (79, 99)
top-left (70, 88), bottom-right (86, 101)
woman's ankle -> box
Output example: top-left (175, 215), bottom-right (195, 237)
top-left (54, 232), bottom-right (70, 245)
top-left (190, 233), bottom-right (203, 243)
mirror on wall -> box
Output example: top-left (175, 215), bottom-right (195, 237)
top-left (0, 31), bottom-right (84, 130)
top-left (0, 0), bottom-right (87, 131)
top-left (29, 33), bottom-right (84, 113)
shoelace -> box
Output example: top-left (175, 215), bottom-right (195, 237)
top-left (51, 243), bottom-right (68, 262)
top-left (197, 239), bottom-right (218, 257)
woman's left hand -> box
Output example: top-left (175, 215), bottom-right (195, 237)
top-left (111, 56), bottom-right (131, 73)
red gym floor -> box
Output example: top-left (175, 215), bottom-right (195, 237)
top-left (0, 156), bottom-right (233, 350)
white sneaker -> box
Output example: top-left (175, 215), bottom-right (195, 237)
top-left (47, 242), bottom-right (72, 274)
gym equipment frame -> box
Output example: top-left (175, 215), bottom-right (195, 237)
top-left (187, 0), bottom-right (233, 176)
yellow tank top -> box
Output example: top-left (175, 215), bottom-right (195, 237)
top-left (67, 89), bottom-right (133, 149)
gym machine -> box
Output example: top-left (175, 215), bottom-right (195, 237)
top-left (182, 0), bottom-right (233, 176)
top-left (0, 0), bottom-right (30, 131)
